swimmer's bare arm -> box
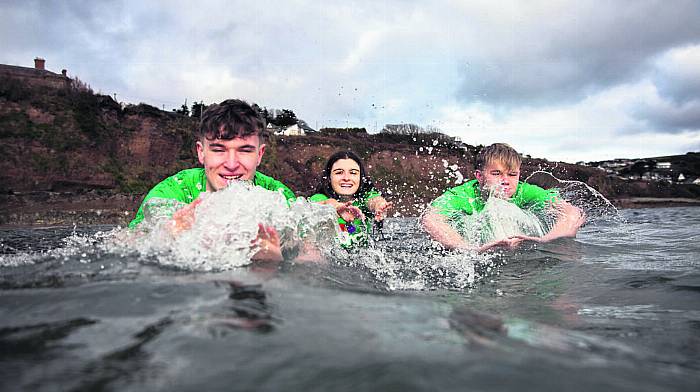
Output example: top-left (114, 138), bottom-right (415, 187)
top-left (513, 200), bottom-right (586, 243)
top-left (422, 208), bottom-right (524, 252)
top-left (421, 207), bottom-right (472, 250)
top-left (367, 196), bottom-right (393, 221)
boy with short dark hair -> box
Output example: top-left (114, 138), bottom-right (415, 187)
top-left (129, 99), bottom-right (295, 261)
top-left (422, 143), bottom-right (585, 252)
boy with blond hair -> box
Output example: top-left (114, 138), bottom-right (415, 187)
top-left (422, 143), bottom-right (585, 252)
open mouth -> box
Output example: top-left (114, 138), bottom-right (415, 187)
top-left (221, 174), bottom-right (243, 184)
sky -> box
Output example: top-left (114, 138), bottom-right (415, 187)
top-left (2, 0), bottom-right (700, 163)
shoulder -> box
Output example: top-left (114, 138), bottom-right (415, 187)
top-left (359, 187), bottom-right (382, 202)
top-left (430, 179), bottom-right (480, 213)
top-left (514, 181), bottom-right (558, 204)
top-left (309, 193), bottom-right (329, 202)
top-left (254, 171), bottom-right (296, 200)
top-left (129, 168), bottom-right (204, 229)
top-left (148, 168), bottom-right (205, 199)
top-left (171, 168), bottom-right (205, 182)
top-left (439, 179), bottom-right (479, 199)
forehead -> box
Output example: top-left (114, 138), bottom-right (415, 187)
top-left (331, 158), bottom-right (361, 171)
top-left (483, 159), bottom-right (520, 172)
top-left (202, 133), bottom-right (261, 147)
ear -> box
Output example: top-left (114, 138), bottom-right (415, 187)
top-left (474, 170), bottom-right (483, 183)
top-left (196, 141), bottom-right (205, 165)
top-left (257, 143), bottom-right (266, 166)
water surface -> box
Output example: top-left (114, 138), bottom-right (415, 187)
top-left (1, 207), bottom-right (699, 391)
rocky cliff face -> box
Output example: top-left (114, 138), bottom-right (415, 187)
top-left (0, 77), bottom-right (197, 194)
top-left (1, 72), bottom-right (698, 226)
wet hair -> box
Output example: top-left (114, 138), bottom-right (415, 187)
top-left (316, 150), bottom-right (376, 200)
top-left (475, 143), bottom-right (522, 171)
top-left (197, 99), bottom-right (267, 141)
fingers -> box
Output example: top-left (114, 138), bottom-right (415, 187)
top-left (251, 223), bottom-right (283, 263)
top-left (170, 199), bottom-right (202, 234)
top-left (253, 224), bottom-right (280, 245)
top-left (337, 203), bottom-right (365, 221)
top-left (375, 201), bottom-right (393, 221)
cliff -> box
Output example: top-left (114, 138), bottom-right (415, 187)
top-left (1, 71), bottom-right (699, 226)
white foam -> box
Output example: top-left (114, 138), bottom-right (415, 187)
top-left (112, 182), bottom-right (340, 271)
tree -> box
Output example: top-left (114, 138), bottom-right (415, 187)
top-left (174, 100), bottom-right (189, 116)
top-left (270, 109), bottom-right (298, 127)
top-left (381, 123), bottom-right (425, 135)
top-left (191, 101), bottom-right (206, 118)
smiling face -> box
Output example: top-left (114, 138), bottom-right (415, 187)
top-left (196, 133), bottom-right (265, 192)
top-left (475, 159), bottom-right (520, 199)
top-left (330, 158), bottom-right (361, 198)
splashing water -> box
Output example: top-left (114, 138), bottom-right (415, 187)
top-left (0, 172), bottom-right (624, 291)
top-left (110, 182), bottom-right (341, 271)
top-left (525, 171), bottom-right (622, 224)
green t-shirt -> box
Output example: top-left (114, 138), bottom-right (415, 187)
top-left (309, 189), bottom-right (381, 248)
top-left (431, 179), bottom-right (558, 242)
top-left (129, 168), bottom-right (295, 228)
top-left (431, 179), bottom-right (557, 216)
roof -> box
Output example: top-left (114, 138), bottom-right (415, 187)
top-left (0, 63), bottom-right (63, 78)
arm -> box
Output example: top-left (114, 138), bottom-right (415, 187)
top-left (541, 200), bottom-right (586, 241)
top-left (513, 200), bottom-right (586, 243)
top-left (422, 207), bottom-right (525, 252)
top-left (421, 207), bottom-right (472, 250)
top-left (367, 196), bottom-right (393, 221)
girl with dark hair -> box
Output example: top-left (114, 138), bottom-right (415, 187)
top-left (309, 151), bottom-right (392, 247)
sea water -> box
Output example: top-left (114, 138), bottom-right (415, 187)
top-left (1, 187), bottom-right (699, 391)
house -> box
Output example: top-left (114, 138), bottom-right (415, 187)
top-left (280, 124), bottom-right (305, 136)
top-left (267, 119), bottom-right (315, 136)
top-left (0, 57), bottom-right (70, 90)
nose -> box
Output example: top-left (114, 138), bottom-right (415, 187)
top-left (224, 151), bottom-right (240, 169)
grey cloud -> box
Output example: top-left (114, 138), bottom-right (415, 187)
top-left (634, 99), bottom-right (700, 134)
top-left (653, 65), bottom-right (700, 105)
top-left (456, 1), bottom-right (700, 107)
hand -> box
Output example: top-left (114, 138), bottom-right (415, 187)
top-left (373, 201), bottom-right (393, 221)
top-left (508, 235), bottom-right (544, 243)
top-left (251, 223), bottom-right (283, 263)
top-left (477, 237), bottom-right (525, 252)
top-left (169, 198), bottom-right (202, 235)
top-left (336, 201), bottom-right (365, 222)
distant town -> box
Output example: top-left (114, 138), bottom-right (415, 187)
top-left (580, 154), bottom-right (700, 185)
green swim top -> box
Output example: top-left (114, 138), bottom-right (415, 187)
top-left (129, 168), bottom-right (295, 228)
top-left (309, 188), bottom-right (381, 248)
top-left (431, 179), bottom-right (557, 216)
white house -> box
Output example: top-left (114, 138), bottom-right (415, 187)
top-left (280, 124), bottom-right (305, 136)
